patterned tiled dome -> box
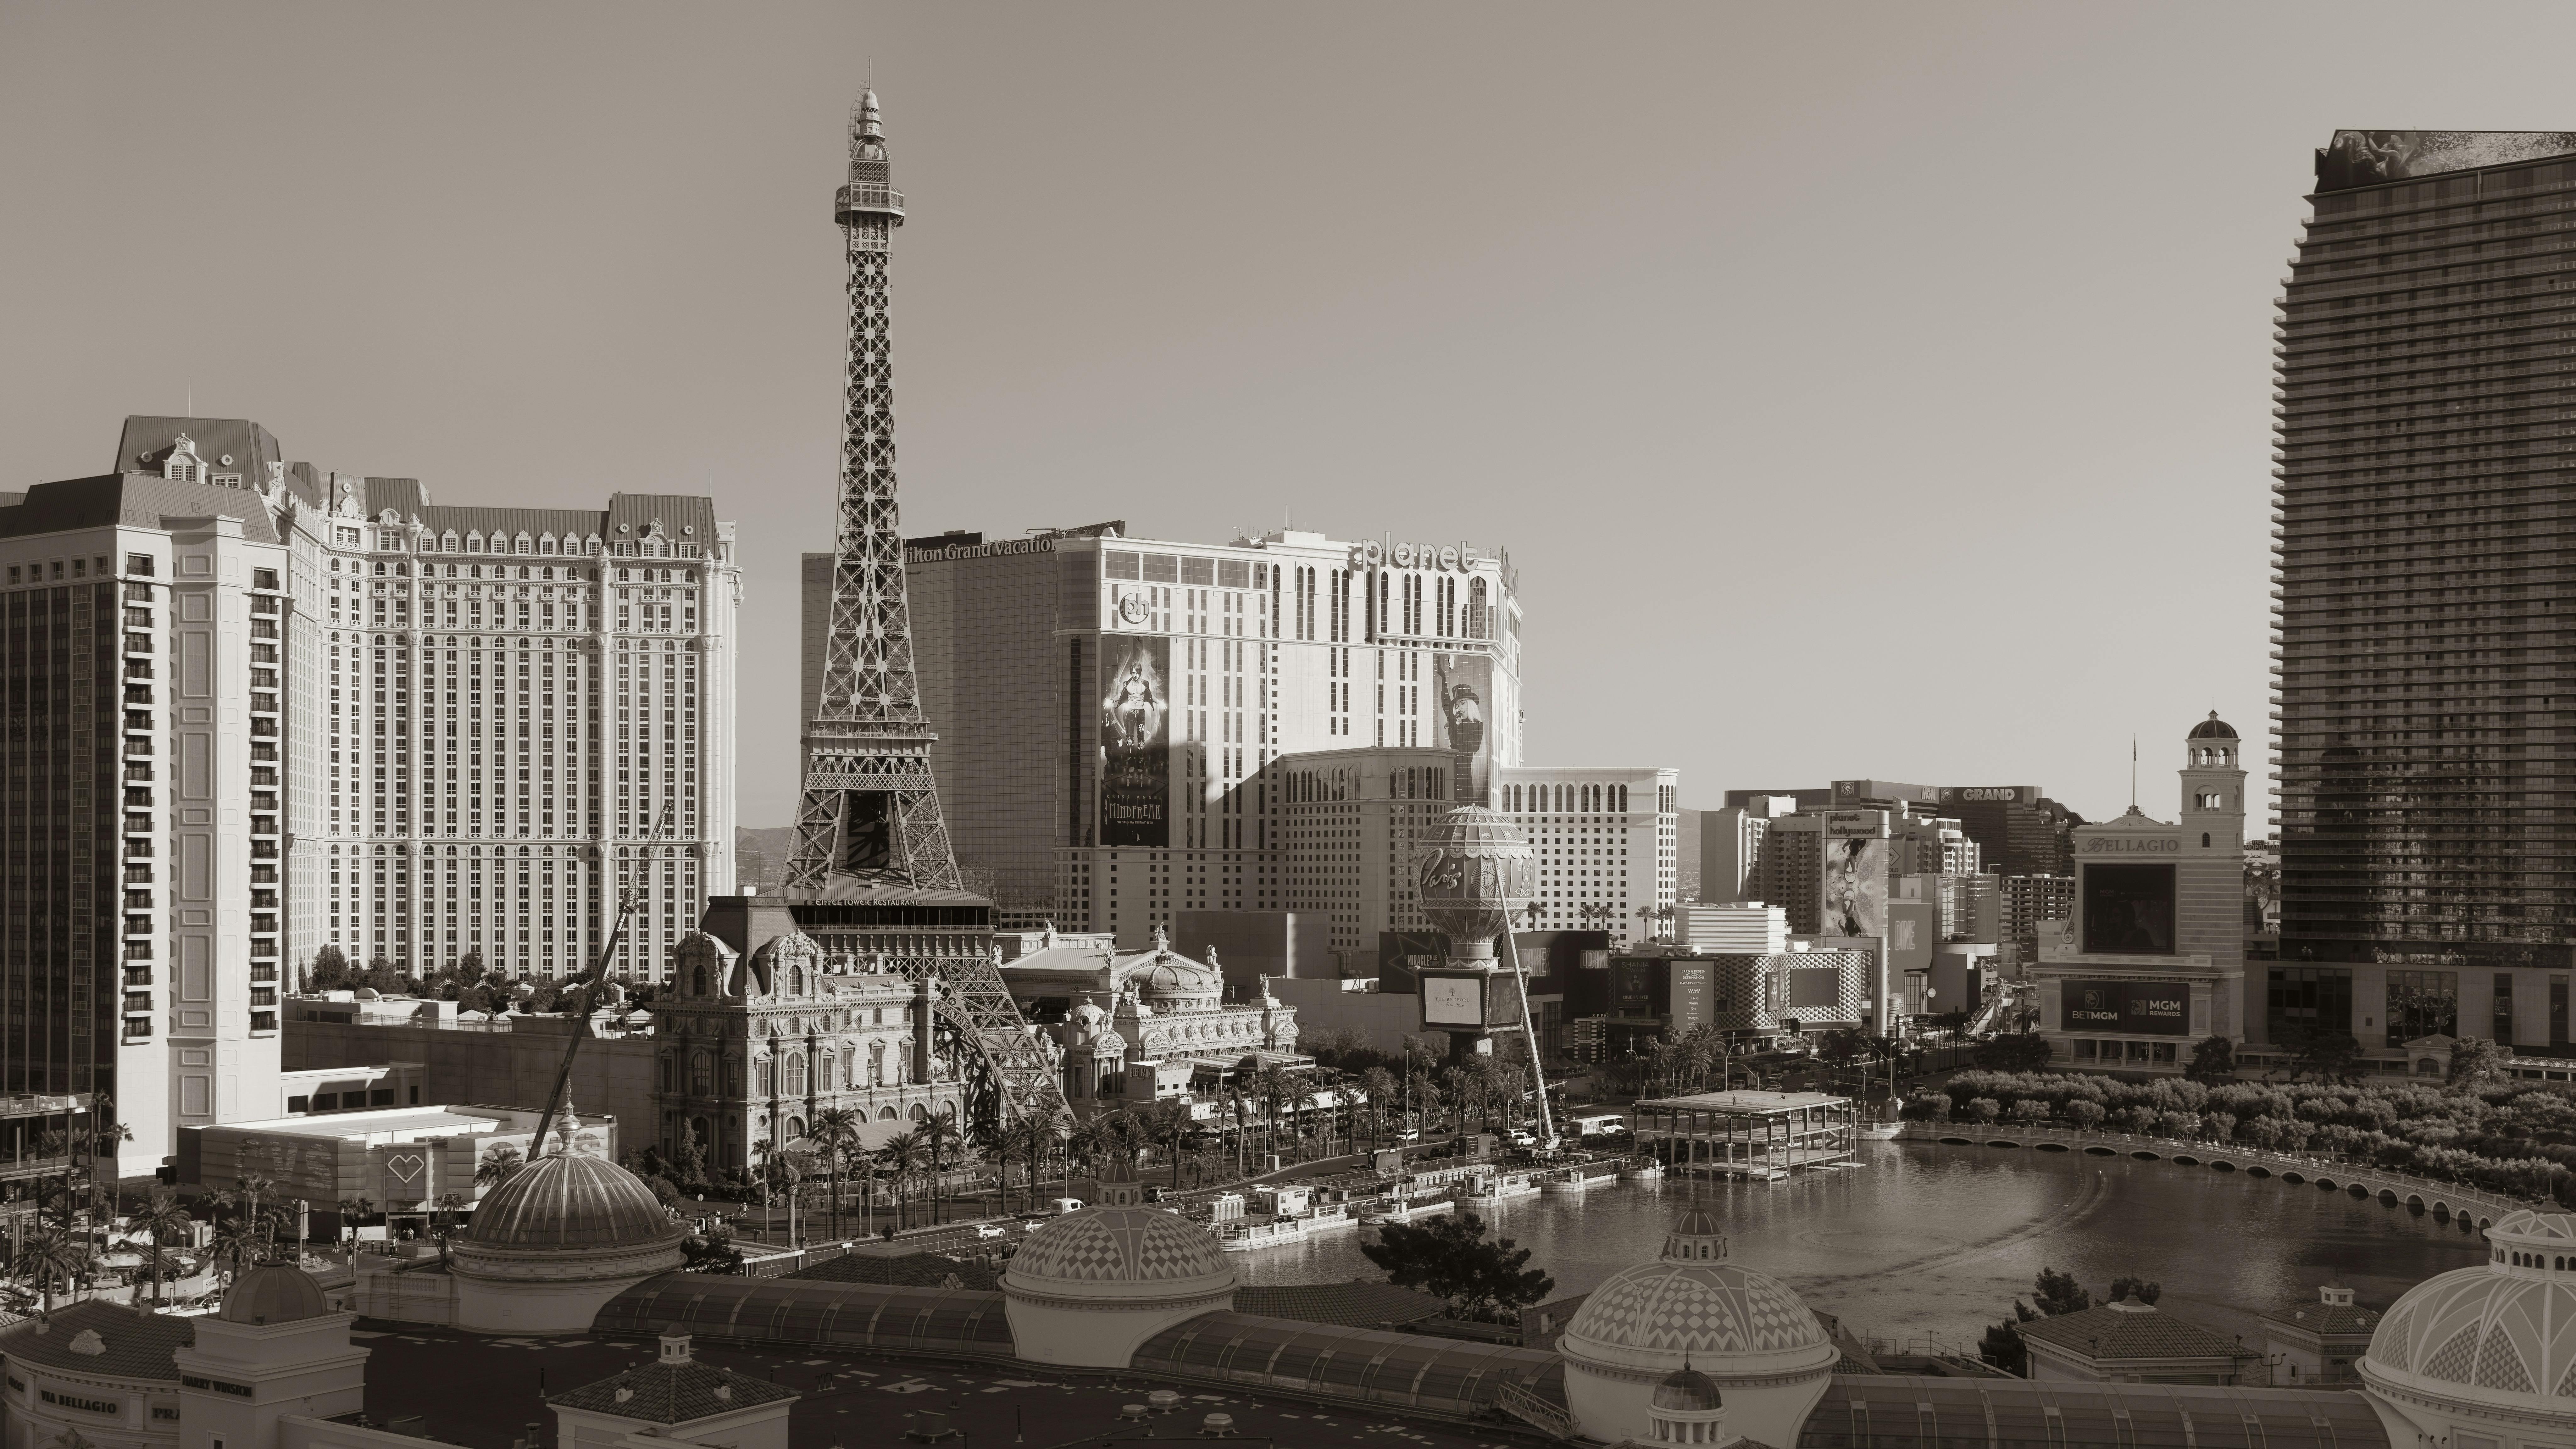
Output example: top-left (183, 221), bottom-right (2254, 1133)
top-left (1005, 1204), bottom-right (1232, 1297)
top-left (2188, 712), bottom-right (2239, 740)
top-left (468, 1151), bottom-right (680, 1252)
top-left (1563, 1204), bottom-right (1829, 1364)
top-left (2363, 1212), bottom-right (2576, 1407)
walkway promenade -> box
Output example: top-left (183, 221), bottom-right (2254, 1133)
top-left (1897, 1121), bottom-right (2540, 1230)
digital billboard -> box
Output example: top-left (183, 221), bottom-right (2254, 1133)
top-left (1609, 958), bottom-right (1655, 1012)
top-left (1099, 637), bottom-right (1171, 847)
top-left (1886, 900), bottom-right (1935, 977)
top-left (1821, 834), bottom-right (1886, 938)
top-left (2082, 863), bottom-right (2175, 955)
top-left (1421, 972), bottom-right (1487, 1028)
top-left (2061, 981), bottom-right (2188, 1036)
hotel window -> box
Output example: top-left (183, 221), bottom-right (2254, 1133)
top-left (2268, 966), bottom-right (2351, 1042)
top-left (2496, 972), bottom-right (2516, 1044)
top-left (2385, 970), bottom-right (2459, 1049)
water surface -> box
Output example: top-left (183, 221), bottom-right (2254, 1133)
top-left (1234, 1141), bottom-right (2490, 1351)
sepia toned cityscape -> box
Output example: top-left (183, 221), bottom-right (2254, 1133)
top-left (12, 8), bottom-right (2576, 1449)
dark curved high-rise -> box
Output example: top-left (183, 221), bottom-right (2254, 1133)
top-left (2276, 131), bottom-right (2576, 1054)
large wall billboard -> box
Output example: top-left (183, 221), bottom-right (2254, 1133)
top-left (1433, 651), bottom-right (1495, 805)
top-left (1099, 637), bottom-right (1172, 847)
top-left (1821, 835), bottom-right (1886, 937)
top-left (2317, 131), bottom-right (2576, 192)
top-left (1886, 900), bottom-right (1935, 977)
top-left (2061, 980), bottom-right (2188, 1036)
top-left (2081, 863), bottom-right (2175, 955)
top-left (1670, 963), bottom-right (1713, 1031)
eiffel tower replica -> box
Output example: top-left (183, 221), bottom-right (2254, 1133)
top-left (783, 90), bottom-right (1065, 1129)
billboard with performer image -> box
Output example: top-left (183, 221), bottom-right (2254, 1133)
top-left (1820, 827), bottom-right (1887, 938)
top-left (1433, 651), bottom-right (1495, 806)
top-left (1099, 637), bottom-right (1172, 847)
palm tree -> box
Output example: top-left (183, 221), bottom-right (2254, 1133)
top-left (430, 1192), bottom-right (467, 1240)
top-left (812, 1107), bottom-right (863, 1240)
top-left (206, 1216), bottom-right (262, 1290)
top-left (334, 1196), bottom-right (378, 1249)
top-left (875, 1130), bottom-right (926, 1231)
top-left (1289, 1079), bottom-right (1322, 1161)
top-left (749, 1138), bottom-right (813, 1248)
top-left (1248, 1067), bottom-right (1297, 1166)
top-left (1216, 1084), bottom-right (1248, 1179)
top-left (1410, 1073), bottom-right (1443, 1147)
top-left (1359, 1067), bottom-right (1396, 1150)
top-left (84, 1100), bottom-right (131, 1225)
top-left (17, 1218), bottom-right (92, 1313)
top-left (921, 1106), bottom-right (960, 1226)
top-left (1144, 1099), bottom-right (1193, 1190)
top-left (1023, 1106), bottom-right (1070, 1204)
top-left (133, 1190), bottom-right (194, 1305)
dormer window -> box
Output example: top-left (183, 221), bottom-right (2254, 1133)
top-left (161, 434), bottom-right (203, 483)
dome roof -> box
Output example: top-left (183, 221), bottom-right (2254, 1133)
top-left (468, 1152), bottom-right (679, 1252)
top-left (1004, 1204), bottom-right (1233, 1299)
top-left (1563, 1205), bottom-right (1830, 1367)
top-left (1653, 1364), bottom-right (1723, 1413)
top-left (1136, 955), bottom-right (1220, 1005)
top-left (2364, 1211), bottom-right (2576, 1403)
top-left (2188, 712), bottom-right (2239, 740)
top-left (219, 1262), bottom-right (331, 1324)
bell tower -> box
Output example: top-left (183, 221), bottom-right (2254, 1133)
top-left (2180, 711), bottom-right (2246, 854)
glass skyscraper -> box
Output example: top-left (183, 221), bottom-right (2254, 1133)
top-left (2276, 131), bottom-right (2576, 1053)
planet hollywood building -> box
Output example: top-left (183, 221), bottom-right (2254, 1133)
top-left (872, 526), bottom-right (1523, 944)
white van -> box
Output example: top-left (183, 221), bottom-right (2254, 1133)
top-left (1570, 1113), bottom-right (1628, 1137)
top-left (1044, 1197), bottom-right (1085, 1215)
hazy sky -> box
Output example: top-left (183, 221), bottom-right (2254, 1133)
top-left (10, 3), bottom-right (2576, 830)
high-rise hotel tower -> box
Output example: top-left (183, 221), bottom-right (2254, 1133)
top-left (0, 419), bottom-right (738, 1171)
top-left (2275, 131), bottom-right (2576, 1058)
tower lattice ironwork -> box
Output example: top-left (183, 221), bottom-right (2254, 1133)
top-left (788, 89), bottom-right (958, 893)
top-left (787, 92), bottom-right (1066, 1129)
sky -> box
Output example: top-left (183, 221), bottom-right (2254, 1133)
top-left (9, 2), bottom-right (2576, 831)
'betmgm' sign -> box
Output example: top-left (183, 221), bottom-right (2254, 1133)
top-left (2063, 981), bottom-right (2187, 1036)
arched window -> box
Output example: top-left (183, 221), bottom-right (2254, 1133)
top-left (692, 963), bottom-right (708, 997)
top-left (877, 1105), bottom-right (898, 1121)
top-left (908, 1103), bottom-right (930, 1123)
top-left (784, 1051), bottom-right (808, 1096)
